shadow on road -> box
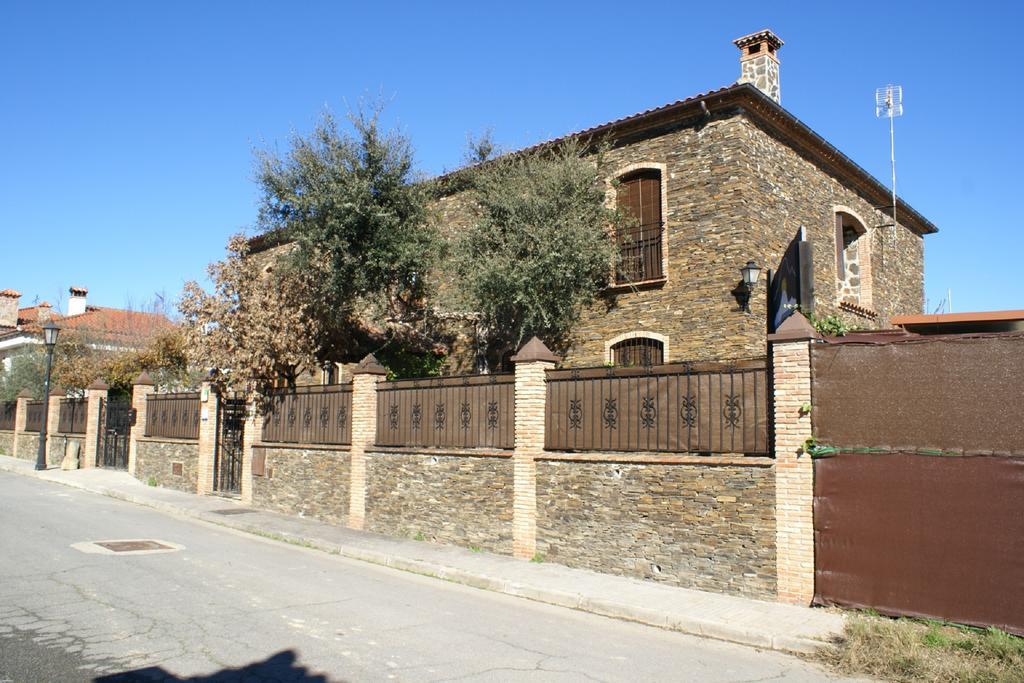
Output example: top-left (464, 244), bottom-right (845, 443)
top-left (94, 649), bottom-right (334, 682)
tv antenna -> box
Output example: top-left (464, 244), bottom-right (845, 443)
top-left (875, 85), bottom-right (903, 229)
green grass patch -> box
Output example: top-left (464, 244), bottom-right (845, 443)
top-left (818, 613), bottom-right (1024, 682)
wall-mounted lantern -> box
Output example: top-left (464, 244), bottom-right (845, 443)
top-left (733, 260), bottom-right (763, 313)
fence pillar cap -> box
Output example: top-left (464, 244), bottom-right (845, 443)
top-left (767, 312), bottom-right (821, 343)
top-left (16, 389), bottom-right (35, 399)
top-left (49, 386), bottom-right (65, 397)
top-left (352, 354), bottom-right (388, 376)
top-left (511, 337), bottom-right (559, 364)
top-left (86, 378), bottom-right (109, 390)
top-left (133, 371), bottom-right (155, 386)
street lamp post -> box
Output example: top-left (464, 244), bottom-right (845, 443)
top-left (34, 321), bottom-right (61, 471)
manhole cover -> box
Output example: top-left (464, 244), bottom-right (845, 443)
top-left (211, 508), bottom-right (256, 516)
top-left (71, 539), bottom-right (184, 555)
top-left (97, 540), bottom-right (172, 552)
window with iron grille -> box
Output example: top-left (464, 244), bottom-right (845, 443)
top-left (615, 170), bottom-right (664, 283)
top-left (610, 337), bottom-right (664, 366)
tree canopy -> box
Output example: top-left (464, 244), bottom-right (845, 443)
top-left (448, 139), bottom-right (619, 369)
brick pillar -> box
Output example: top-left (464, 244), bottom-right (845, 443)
top-left (81, 379), bottom-right (108, 469)
top-left (128, 372), bottom-right (155, 478)
top-left (240, 393), bottom-right (264, 504)
top-left (769, 312), bottom-right (820, 605)
top-left (196, 381), bottom-right (219, 495)
top-left (12, 389), bottom-right (32, 459)
top-left (45, 387), bottom-right (63, 466)
top-left (510, 337), bottom-right (559, 560)
top-left (347, 354), bottom-right (387, 530)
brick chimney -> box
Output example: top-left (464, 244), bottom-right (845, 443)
top-left (68, 286), bottom-right (88, 316)
top-left (0, 289), bottom-right (20, 328)
top-left (36, 302), bottom-right (53, 322)
top-left (734, 29), bottom-right (783, 103)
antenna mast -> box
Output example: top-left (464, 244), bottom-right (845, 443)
top-left (875, 85), bottom-right (903, 229)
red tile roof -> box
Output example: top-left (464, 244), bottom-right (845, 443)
top-left (8, 305), bottom-right (173, 347)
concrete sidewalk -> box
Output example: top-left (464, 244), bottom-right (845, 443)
top-left (0, 454), bottom-right (844, 655)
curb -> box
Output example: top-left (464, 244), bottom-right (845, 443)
top-left (0, 460), bottom-right (833, 656)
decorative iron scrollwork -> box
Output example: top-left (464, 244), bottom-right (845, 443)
top-left (460, 401), bottom-right (471, 431)
top-left (302, 407), bottom-right (312, 427)
top-left (640, 396), bottom-right (657, 429)
top-left (568, 399), bottom-right (582, 430)
top-left (486, 401), bottom-right (498, 430)
top-left (680, 396), bottom-right (697, 428)
top-left (170, 409), bottom-right (177, 426)
top-left (434, 402), bottom-right (446, 431)
top-left (411, 403), bottom-right (422, 431)
top-left (319, 406), bottom-right (329, 428)
top-left (388, 404), bottom-right (399, 430)
top-left (723, 394), bottom-right (742, 429)
top-left (336, 405), bottom-right (347, 429)
top-left (161, 409), bottom-right (168, 425)
top-left (570, 369), bottom-right (581, 380)
top-left (603, 398), bottom-right (618, 430)
top-left (287, 409), bottom-right (296, 427)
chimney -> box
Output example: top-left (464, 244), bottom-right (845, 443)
top-left (0, 289), bottom-right (20, 328)
top-left (37, 302), bottom-right (53, 322)
top-left (734, 29), bottom-right (783, 103)
top-left (68, 286), bottom-right (88, 316)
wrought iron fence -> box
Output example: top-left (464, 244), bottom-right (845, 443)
top-left (616, 221), bottom-right (664, 283)
top-left (145, 392), bottom-right (201, 440)
top-left (261, 383), bottom-right (353, 446)
top-left (545, 359), bottom-right (769, 455)
top-left (0, 401), bottom-right (15, 431)
top-left (58, 398), bottom-right (87, 434)
top-left (24, 400), bottom-right (44, 433)
top-left (376, 373), bottom-right (514, 450)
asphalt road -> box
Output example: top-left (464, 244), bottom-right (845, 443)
top-left (0, 473), bottom-right (858, 682)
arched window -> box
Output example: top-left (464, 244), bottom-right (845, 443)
top-left (610, 336), bottom-right (664, 367)
top-left (835, 211), bottom-right (868, 303)
top-left (616, 170), bottom-right (664, 283)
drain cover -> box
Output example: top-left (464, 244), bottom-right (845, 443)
top-left (211, 508), bottom-right (256, 516)
top-left (71, 539), bottom-right (184, 555)
top-left (96, 540), bottom-right (172, 552)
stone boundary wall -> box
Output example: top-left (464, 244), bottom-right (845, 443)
top-left (535, 456), bottom-right (777, 599)
top-left (14, 434), bottom-right (39, 461)
top-left (252, 445), bottom-right (351, 526)
top-left (135, 438), bottom-right (200, 492)
top-left (48, 434), bottom-right (84, 467)
top-left (0, 430), bottom-right (13, 456)
top-left (364, 449), bottom-right (514, 554)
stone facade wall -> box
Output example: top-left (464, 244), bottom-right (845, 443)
top-left (14, 433), bottom-right (39, 461)
top-left (365, 451), bottom-right (514, 553)
top-left (48, 435), bottom-right (84, 467)
top-left (135, 439), bottom-right (199, 492)
top-left (535, 459), bottom-right (777, 599)
top-left (739, 117), bottom-right (924, 328)
top-left (252, 446), bottom-right (350, 526)
top-left (0, 430), bottom-right (13, 456)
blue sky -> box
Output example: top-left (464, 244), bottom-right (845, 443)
top-left (2, 1), bottom-right (1019, 315)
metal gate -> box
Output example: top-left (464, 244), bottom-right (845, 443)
top-left (98, 399), bottom-right (132, 469)
top-left (214, 397), bottom-right (246, 494)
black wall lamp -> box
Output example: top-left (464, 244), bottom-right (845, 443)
top-left (733, 260), bottom-right (763, 313)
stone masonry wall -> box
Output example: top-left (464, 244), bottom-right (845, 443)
top-left (536, 460), bottom-right (777, 599)
top-left (14, 434), bottom-right (39, 461)
top-left (48, 435), bottom-right (84, 467)
top-left (135, 439), bottom-right (199, 492)
top-left (0, 430), bottom-right (13, 456)
top-left (252, 447), bottom-right (350, 526)
top-left (738, 117), bottom-right (924, 328)
top-left (365, 451), bottom-right (514, 554)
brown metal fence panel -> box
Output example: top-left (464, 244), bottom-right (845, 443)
top-left (24, 400), bottom-right (44, 432)
top-left (814, 452), bottom-right (1024, 636)
top-left (376, 374), bottom-right (514, 449)
top-left (811, 334), bottom-right (1024, 454)
top-left (0, 401), bottom-right (15, 430)
top-left (145, 393), bottom-right (201, 440)
top-left (545, 360), bottom-right (768, 454)
top-left (58, 398), bottom-right (87, 434)
top-left (261, 384), bottom-right (352, 446)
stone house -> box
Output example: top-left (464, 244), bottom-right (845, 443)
top-left (253, 29), bottom-right (937, 377)
top-left (434, 29), bottom-right (935, 371)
